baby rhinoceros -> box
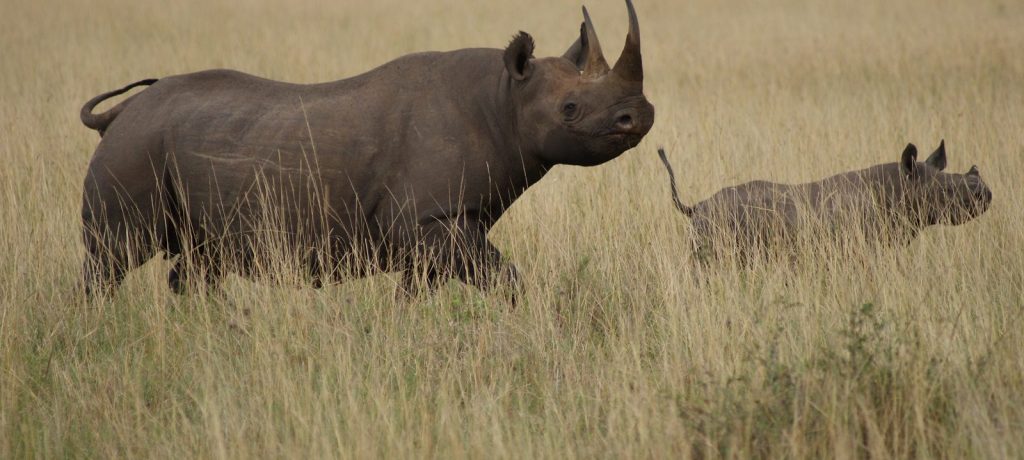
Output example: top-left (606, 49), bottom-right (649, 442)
top-left (657, 141), bottom-right (992, 265)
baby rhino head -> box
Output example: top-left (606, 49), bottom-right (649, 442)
top-left (898, 140), bottom-right (992, 226)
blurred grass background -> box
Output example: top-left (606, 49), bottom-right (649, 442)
top-left (1, 0), bottom-right (1023, 457)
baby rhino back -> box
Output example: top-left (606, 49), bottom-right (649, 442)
top-left (690, 181), bottom-right (803, 261)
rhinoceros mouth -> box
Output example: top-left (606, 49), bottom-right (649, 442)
top-left (604, 132), bottom-right (644, 149)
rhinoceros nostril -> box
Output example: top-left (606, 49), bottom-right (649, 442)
top-left (616, 114), bottom-right (634, 130)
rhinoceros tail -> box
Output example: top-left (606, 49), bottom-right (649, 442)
top-left (657, 147), bottom-right (693, 217)
top-left (80, 78), bottom-right (158, 136)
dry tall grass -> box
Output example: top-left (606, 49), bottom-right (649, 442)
top-left (2, 0), bottom-right (1023, 457)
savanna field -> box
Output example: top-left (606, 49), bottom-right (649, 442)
top-left (2, 0), bottom-right (1023, 457)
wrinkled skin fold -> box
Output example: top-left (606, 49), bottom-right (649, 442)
top-left (79, 1), bottom-right (655, 300)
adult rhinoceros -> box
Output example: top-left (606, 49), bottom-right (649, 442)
top-left (79, 0), bottom-right (654, 298)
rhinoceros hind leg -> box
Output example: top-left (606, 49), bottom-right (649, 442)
top-left (81, 228), bottom-right (155, 298)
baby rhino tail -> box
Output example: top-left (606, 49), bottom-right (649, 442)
top-left (657, 147), bottom-right (693, 217)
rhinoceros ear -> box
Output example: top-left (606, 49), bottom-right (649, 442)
top-left (900, 143), bottom-right (918, 177)
top-left (967, 165), bottom-right (979, 176)
top-left (504, 31), bottom-right (535, 81)
top-left (925, 139), bottom-right (947, 171)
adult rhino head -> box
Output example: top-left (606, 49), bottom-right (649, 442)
top-left (503, 0), bottom-right (654, 166)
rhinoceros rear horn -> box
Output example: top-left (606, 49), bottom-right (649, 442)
top-left (571, 6), bottom-right (609, 78)
top-left (612, 0), bottom-right (643, 82)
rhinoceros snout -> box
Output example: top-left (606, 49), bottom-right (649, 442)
top-left (612, 100), bottom-right (654, 136)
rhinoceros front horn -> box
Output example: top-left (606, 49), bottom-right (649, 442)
top-left (579, 6), bottom-right (610, 78)
top-left (612, 0), bottom-right (643, 82)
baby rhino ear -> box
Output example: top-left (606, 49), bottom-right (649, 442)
top-left (925, 139), bottom-right (947, 171)
top-left (900, 143), bottom-right (918, 176)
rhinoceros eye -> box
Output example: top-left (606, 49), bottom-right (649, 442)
top-left (562, 102), bottom-right (578, 117)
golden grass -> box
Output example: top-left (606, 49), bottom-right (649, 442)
top-left (2, 0), bottom-right (1023, 457)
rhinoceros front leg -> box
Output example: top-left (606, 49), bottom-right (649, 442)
top-left (401, 217), bottom-right (521, 303)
